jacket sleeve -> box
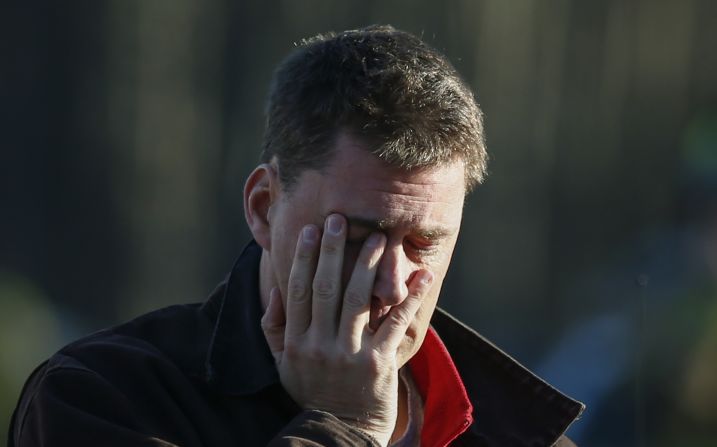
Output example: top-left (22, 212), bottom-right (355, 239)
top-left (268, 410), bottom-right (380, 447)
top-left (10, 364), bottom-right (178, 447)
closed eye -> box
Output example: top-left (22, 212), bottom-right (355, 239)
top-left (405, 239), bottom-right (439, 258)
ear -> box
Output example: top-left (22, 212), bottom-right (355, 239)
top-left (244, 163), bottom-right (280, 251)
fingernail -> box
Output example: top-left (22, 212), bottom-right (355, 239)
top-left (420, 271), bottom-right (434, 286)
top-left (303, 225), bottom-right (318, 243)
top-left (327, 215), bottom-right (343, 235)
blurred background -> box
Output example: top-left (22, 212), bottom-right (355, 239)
top-left (1, 1), bottom-right (716, 445)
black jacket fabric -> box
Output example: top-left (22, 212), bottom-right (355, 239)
top-left (9, 241), bottom-right (584, 446)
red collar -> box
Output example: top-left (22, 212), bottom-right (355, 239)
top-left (408, 327), bottom-right (473, 447)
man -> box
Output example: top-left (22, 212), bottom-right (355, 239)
top-left (10, 26), bottom-right (584, 446)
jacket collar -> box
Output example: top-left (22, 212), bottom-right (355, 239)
top-left (431, 309), bottom-right (584, 445)
top-left (204, 240), bottom-right (584, 444)
top-left (204, 241), bottom-right (280, 394)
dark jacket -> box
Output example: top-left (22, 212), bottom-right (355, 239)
top-left (10, 241), bottom-right (584, 446)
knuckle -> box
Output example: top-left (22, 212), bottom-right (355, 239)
top-left (313, 278), bottom-right (337, 300)
top-left (343, 288), bottom-right (366, 309)
top-left (335, 349), bottom-right (355, 368)
top-left (321, 241), bottom-right (339, 255)
top-left (388, 310), bottom-right (411, 328)
top-left (402, 293), bottom-right (422, 311)
top-left (365, 351), bottom-right (383, 374)
top-left (295, 248), bottom-right (313, 261)
top-left (288, 280), bottom-right (308, 300)
top-left (283, 341), bottom-right (301, 359)
top-left (259, 317), bottom-right (273, 332)
top-left (306, 345), bottom-right (330, 363)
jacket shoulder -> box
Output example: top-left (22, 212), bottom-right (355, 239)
top-left (63, 303), bottom-right (212, 377)
top-left (10, 302), bottom-right (220, 446)
top-left (10, 353), bottom-right (167, 446)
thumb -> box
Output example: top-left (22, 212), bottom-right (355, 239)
top-left (261, 287), bottom-right (285, 364)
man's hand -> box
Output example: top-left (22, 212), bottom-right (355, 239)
top-left (261, 214), bottom-right (433, 446)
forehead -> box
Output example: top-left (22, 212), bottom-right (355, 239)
top-left (296, 134), bottom-right (466, 231)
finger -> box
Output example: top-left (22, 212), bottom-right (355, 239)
top-left (338, 232), bottom-right (385, 351)
top-left (260, 287), bottom-right (285, 364)
top-left (373, 269), bottom-right (434, 354)
top-left (285, 224), bottom-right (320, 338)
top-left (309, 214), bottom-right (346, 336)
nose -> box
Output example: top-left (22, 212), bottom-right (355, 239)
top-left (371, 243), bottom-right (411, 307)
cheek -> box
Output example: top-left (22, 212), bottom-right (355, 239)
top-left (270, 223), bottom-right (303, 290)
top-left (413, 256), bottom-right (451, 319)
top-left (428, 241), bottom-right (459, 279)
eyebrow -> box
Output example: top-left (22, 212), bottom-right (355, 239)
top-left (341, 215), bottom-right (454, 240)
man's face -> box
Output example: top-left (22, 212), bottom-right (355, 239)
top-left (266, 132), bottom-right (466, 366)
